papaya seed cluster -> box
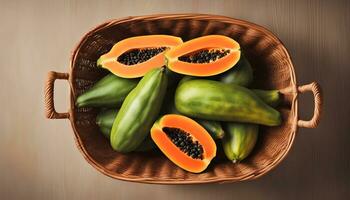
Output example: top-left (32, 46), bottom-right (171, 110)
top-left (179, 49), bottom-right (230, 63)
top-left (163, 127), bottom-right (204, 159)
top-left (118, 47), bottom-right (167, 65)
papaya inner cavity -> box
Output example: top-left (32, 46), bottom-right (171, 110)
top-left (117, 47), bottom-right (167, 65)
top-left (162, 127), bottom-right (204, 159)
top-left (178, 49), bottom-right (230, 63)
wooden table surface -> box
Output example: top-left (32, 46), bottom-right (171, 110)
top-left (1, 0), bottom-right (349, 199)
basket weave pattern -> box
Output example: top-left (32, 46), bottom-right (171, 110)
top-left (44, 14), bottom-right (322, 184)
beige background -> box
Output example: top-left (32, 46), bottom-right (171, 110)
top-left (1, 0), bottom-right (349, 199)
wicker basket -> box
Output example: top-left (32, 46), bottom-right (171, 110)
top-left (44, 14), bottom-right (323, 184)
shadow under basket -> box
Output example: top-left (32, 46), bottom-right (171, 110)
top-left (44, 14), bottom-right (323, 184)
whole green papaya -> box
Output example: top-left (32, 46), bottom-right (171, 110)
top-left (175, 79), bottom-right (281, 126)
top-left (222, 122), bottom-right (258, 162)
top-left (76, 74), bottom-right (138, 108)
top-left (95, 109), bottom-right (156, 151)
top-left (220, 55), bottom-right (253, 87)
top-left (182, 77), bottom-right (281, 108)
top-left (110, 68), bottom-right (167, 152)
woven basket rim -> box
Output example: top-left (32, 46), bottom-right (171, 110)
top-left (67, 13), bottom-right (298, 184)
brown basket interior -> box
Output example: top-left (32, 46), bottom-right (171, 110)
top-left (70, 15), bottom-right (296, 183)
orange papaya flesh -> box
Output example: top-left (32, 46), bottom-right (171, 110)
top-left (165, 35), bottom-right (241, 76)
top-left (151, 114), bottom-right (217, 173)
top-left (97, 35), bottom-right (183, 78)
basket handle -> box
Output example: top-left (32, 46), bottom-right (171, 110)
top-left (297, 82), bottom-right (323, 128)
top-left (44, 71), bottom-right (70, 119)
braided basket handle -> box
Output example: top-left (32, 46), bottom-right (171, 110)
top-left (44, 71), bottom-right (70, 119)
top-left (297, 82), bottom-right (323, 128)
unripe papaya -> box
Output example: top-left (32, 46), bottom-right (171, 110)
top-left (175, 79), bottom-right (281, 126)
top-left (220, 55), bottom-right (253, 87)
top-left (222, 122), bottom-right (258, 162)
top-left (76, 74), bottom-right (138, 108)
top-left (217, 56), bottom-right (280, 162)
top-left (159, 95), bottom-right (225, 140)
top-left (110, 68), bottom-right (167, 152)
top-left (252, 89), bottom-right (281, 108)
top-left (96, 109), bottom-right (118, 138)
top-left (196, 119), bottom-right (224, 139)
top-left (95, 109), bottom-right (156, 151)
top-left (182, 76), bottom-right (281, 108)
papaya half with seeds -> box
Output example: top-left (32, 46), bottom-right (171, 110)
top-left (175, 79), bottom-right (281, 126)
top-left (95, 109), bottom-right (156, 151)
top-left (76, 74), bottom-right (138, 108)
top-left (97, 35), bottom-right (183, 78)
top-left (110, 68), bottom-right (167, 152)
top-left (151, 114), bottom-right (216, 173)
top-left (165, 35), bottom-right (241, 76)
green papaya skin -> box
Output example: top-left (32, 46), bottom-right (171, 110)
top-left (175, 79), bottom-right (281, 126)
top-left (222, 122), bottom-right (258, 162)
top-left (111, 68), bottom-right (167, 152)
top-left (196, 119), bottom-right (224, 139)
top-left (197, 89), bottom-right (281, 140)
top-left (252, 89), bottom-right (281, 108)
top-left (165, 67), bottom-right (182, 89)
top-left (220, 55), bottom-right (253, 87)
top-left (218, 55), bottom-right (280, 162)
top-left (76, 74), bottom-right (138, 108)
top-left (185, 76), bottom-right (281, 108)
top-left (95, 109), bottom-right (156, 151)
top-left (160, 97), bottom-right (224, 140)
top-left (96, 109), bottom-right (118, 138)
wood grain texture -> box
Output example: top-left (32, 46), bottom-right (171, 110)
top-left (0, 0), bottom-right (349, 199)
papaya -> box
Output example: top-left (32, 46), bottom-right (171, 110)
top-left (97, 35), bottom-right (183, 78)
top-left (76, 74), bottom-right (138, 108)
top-left (110, 68), bottom-right (167, 152)
top-left (181, 76), bottom-right (280, 108)
top-left (175, 79), bottom-right (281, 126)
top-left (159, 95), bottom-right (224, 140)
top-left (196, 119), bottom-right (224, 139)
top-left (218, 55), bottom-right (279, 162)
top-left (220, 54), bottom-right (253, 87)
top-left (222, 122), bottom-right (258, 163)
top-left (95, 109), bottom-right (156, 151)
top-left (165, 67), bottom-right (182, 89)
top-left (165, 35), bottom-right (241, 76)
top-left (96, 109), bottom-right (118, 138)
top-left (252, 89), bottom-right (281, 108)
top-left (151, 114), bottom-right (216, 173)
top-left (220, 56), bottom-right (257, 162)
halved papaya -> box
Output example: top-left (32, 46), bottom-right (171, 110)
top-left (151, 114), bottom-right (217, 173)
top-left (97, 35), bottom-right (183, 78)
top-left (165, 35), bottom-right (241, 76)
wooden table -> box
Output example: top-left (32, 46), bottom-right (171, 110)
top-left (1, 0), bottom-right (349, 199)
